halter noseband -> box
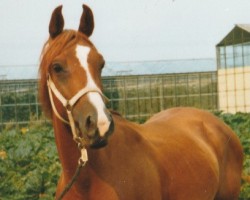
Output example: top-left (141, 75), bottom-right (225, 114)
top-left (47, 74), bottom-right (109, 162)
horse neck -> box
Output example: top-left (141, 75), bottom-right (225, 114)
top-left (52, 117), bottom-right (81, 178)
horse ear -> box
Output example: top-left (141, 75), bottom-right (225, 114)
top-left (49, 5), bottom-right (64, 39)
top-left (78, 4), bottom-right (94, 37)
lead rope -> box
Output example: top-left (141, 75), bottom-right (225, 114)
top-left (56, 146), bottom-right (88, 200)
top-left (56, 106), bottom-right (88, 200)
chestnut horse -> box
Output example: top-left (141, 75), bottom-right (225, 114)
top-left (39, 5), bottom-right (243, 200)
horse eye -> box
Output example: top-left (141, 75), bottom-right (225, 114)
top-left (52, 63), bottom-right (63, 73)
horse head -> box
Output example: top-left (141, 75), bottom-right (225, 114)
top-left (39, 5), bottom-right (114, 149)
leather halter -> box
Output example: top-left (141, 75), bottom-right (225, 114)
top-left (47, 74), bottom-right (109, 163)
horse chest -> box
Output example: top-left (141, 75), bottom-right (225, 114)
top-left (65, 168), bottom-right (162, 200)
top-left (81, 153), bottom-right (163, 200)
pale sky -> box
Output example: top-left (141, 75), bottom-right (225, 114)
top-left (0, 0), bottom-right (250, 66)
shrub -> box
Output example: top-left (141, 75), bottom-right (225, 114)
top-left (215, 111), bottom-right (250, 199)
top-left (0, 123), bottom-right (60, 200)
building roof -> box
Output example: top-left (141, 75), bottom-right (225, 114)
top-left (237, 24), bottom-right (250, 32)
top-left (216, 24), bottom-right (250, 47)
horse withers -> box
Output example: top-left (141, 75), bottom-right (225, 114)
top-left (39, 4), bottom-right (243, 200)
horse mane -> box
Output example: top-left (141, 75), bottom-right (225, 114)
top-left (39, 30), bottom-right (91, 118)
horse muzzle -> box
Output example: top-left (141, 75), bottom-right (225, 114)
top-left (89, 118), bottom-right (114, 149)
top-left (75, 107), bottom-right (114, 149)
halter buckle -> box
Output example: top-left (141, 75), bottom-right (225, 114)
top-left (78, 148), bottom-right (88, 166)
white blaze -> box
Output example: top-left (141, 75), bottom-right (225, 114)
top-left (76, 45), bottom-right (110, 137)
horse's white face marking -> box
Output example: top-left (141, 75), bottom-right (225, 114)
top-left (75, 45), bottom-right (110, 137)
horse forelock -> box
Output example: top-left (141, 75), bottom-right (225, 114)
top-left (38, 30), bottom-right (93, 117)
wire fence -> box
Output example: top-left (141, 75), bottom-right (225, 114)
top-left (0, 71), bottom-right (218, 130)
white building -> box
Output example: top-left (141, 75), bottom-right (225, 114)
top-left (216, 24), bottom-right (250, 113)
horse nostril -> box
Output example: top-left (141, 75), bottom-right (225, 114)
top-left (86, 116), bottom-right (91, 130)
top-left (85, 115), bottom-right (97, 132)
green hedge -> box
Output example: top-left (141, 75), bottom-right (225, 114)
top-left (214, 111), bottom-right (250, 199)
top-left (0, 112), bottom-right (249, 199)
top-left (0, 123), bottom-right (60, 200)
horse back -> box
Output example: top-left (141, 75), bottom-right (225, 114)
top-left (142, 107), bottom-right (243, 200)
